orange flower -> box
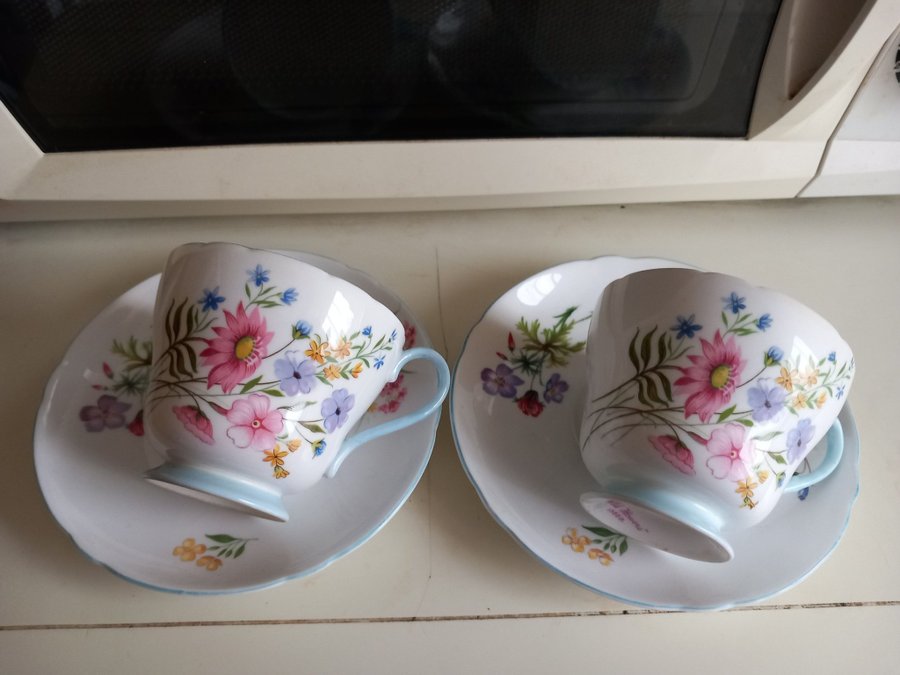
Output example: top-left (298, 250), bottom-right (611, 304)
top-left (331, 338), bottom-right (352, 360)
top-left (305, 340), bottom-right (329, 364)
top-left (173, 538), bottom-right (206, 561)
top-left (323, 364), bottom-right (342, 380)
top-left (286, 438), bottom-right (301, 452)
top-left (588, 548), bottom-right (613, 566)
top-left (196, 555), bottom-right (222, 571)
top-left (350, 362), bottom-right (364, 379)
top-left (562, 528), bottom-right (590, 553)
top-left (757, 470), bottom-right (770, 484)
top-left (792, 392), bottom-right (809, 410)
top-left (263, 445), bottom-right (288, 467)
top-left (802, 370), bottom-right (819, 386)
top-left (736, 479), bottom-right (758, 498)
top-left (776, 367), bottom-right (798, 393)
top-left (273, 465), bottom-right (290, 479)
top-left (815, 391), bottom-right (827, 408)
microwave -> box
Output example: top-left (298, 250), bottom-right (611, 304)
top-left (1, 0), bottom-right (898, 221)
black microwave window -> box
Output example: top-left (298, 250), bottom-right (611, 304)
top-left (0, 0), bottom-right (781, 151)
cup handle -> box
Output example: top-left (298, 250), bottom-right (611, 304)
top-left (324, 347), bottom-right (451, 478)
top-left (783, 419), bottom-right (844, 493)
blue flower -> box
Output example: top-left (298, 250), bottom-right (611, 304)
top-left (756, 313), bottom-right (773, 331)
top-left (390, 329), bottom-right (398, 343)
top-left (362, 326), bottom-right (372, 337)
top-left (293, 320), bottom-right (312, 339)
top-left (828, 351), bottom-right (836, 363)
top-left (671, 314), bottom-right (702, 339)
top-left (312, 439), bottom-right (326, 457)
top-left (747, 383), bottom-right (786, 422)
top-left (198, 287), bottom-right (225, 312)
top-left (798, 486), bottom-right (809, 501)
top-left (836, 385), bottom-right (845, 399)
top-left (764, 346), bottom-right (783, 367)
top-left (274, 352), bottom-right (317, 396)
top-left (247, 264), bottom-right (270, 287)
top-left (281, 287), bottom-right (298, 305)
top-left (322, 388), bottom-right (355, 433)
top-left (374, 356), bottom-right (385, 370)
top-left (786, 418), bottom-right (815, 463)
top-left (723, 292), bottom-right (746, 314)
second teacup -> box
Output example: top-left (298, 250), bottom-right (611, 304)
top-left (579, 268), bottom-right (854, 562)
top-left (143, 242), bottom-right (450, 521)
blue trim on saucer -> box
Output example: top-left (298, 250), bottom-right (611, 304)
top-left (449, 255), bottom-right (862, 612)
top-left (33, 258), bottom-right (444, 595)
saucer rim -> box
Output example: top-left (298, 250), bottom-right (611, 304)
top-left (33, 253), bottom-right (442, 595)
top-left (449, 255), bottom-right (861, 611)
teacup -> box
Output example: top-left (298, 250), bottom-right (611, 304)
top-left (143, 242), bottom-right (450, 521)
top-left (578, 268), bottom-right (854, 562)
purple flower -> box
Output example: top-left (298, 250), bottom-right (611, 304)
top-left (543, 373), bottom-right (569, 403)
top-left (274, 351), bottom-right (317, 396)
top-left (481, 364), bottom-right (524, 398)
top-left (322, 388), bottom-right (354, 433)
top-left (786, 418), bottom-right (815, 463)
top-left (79, 395), bottom-right (131, 431)
top-left (747, 383), bottom-right (786, 422)
top-left (671, 314), bottom-right (702, 339)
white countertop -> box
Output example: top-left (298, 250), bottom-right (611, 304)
top-left (1, 197), bottom-right (898, 673)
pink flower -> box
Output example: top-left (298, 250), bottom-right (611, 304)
top-left (200, 302), bottom-right (274, 394)
top-left (649, 435), bottom-right (695, 475)
top-left (675, 330), bottom-right (746, 423)
top-left (403, 323), bottom-right (417, 349)
top-left (127, 410), bottom-right (145, 437)
top-left (173, 405), bottom-right (214, 445)
top-left (705, 423), bottom-right (754, 481)
top-left (226, 394), bottom-right (284, 450)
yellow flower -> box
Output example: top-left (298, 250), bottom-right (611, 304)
top-left (196, 555), bottom-right (222, 571)
top-left (792, 392), bottom-right (809, 410)
top-left (332, 338), bottom-right (352, 360)
top-left (757, 470), bottom-right (770, 484)
top-left (815, 391), bottom-right (827, 408)
top-left (736, 479), bottom-right (758, 498)
top-left (323, 364), bottom-right (342, 380)
top-left (286, 439), bottom-right (301, 453)
top-left (561, 528), bottom-right (590, 553)
top-left (263, 445), bottom-right (288, 467)
top-left (803, 370), bottom-right (818, 386)
top-left (588, 548), bottom-right (613, 566)
top-left (350, 362), bottom-right (364, 379)
top-left (173, 538), bottom-right (206, 561)
top-left (305, 340), bottom-right (329, 364)
top-left (776, 367), bottom-right (798, 392)
top-left (273, 465), bottom-right (290, 479)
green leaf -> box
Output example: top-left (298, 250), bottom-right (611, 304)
top-left (657, 331), bottom-right (668, 363)
top-left (244, 283), bottom-right (251, 299)
top-left (627, 329), bottom-right (640, 373)
top-left (640, 327), bottom-right (656, 370)
top-left (173, 344), bottom-right (188, 377)
top-left (186, 344), bottom-right (198, 373)
top-left (172, 298), bottom-right (187, 340)
top-left (644, 376), bottom-right (663, 405)
top-left (300, 422), bottom-right (325, 434)
top-left (721, 311), bottom-right (728, 327)
top-left (716, 405), bottom-right (736, 423)
top-left (619, 539), bottom-right (629, 556)
top-left (636, 378), bottom-right (650, 407)
top-left (206, 534), bottom-right (237, 543)
top-left (164, 299), bottom-right (175, 344)
top-left (233, 542), bottom-right (246, 559)
top-left (753, 431), bottom-right (782, 442)
top-left (735, 418), bottom-right (754, 427)
top-left (240, 376), bottom-right (263, 394)
top-left (186, 304), bottom-right (196, 334)
top-left (654, 372), bottom-right (673, 402)
top-left (261, 388), bottom-right (284, 397)
top-left (770, 453), bottom-right (787, 465)
top-left (583, 525), bottom-right (618, 538)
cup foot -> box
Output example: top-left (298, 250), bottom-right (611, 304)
top-left (144, 462), bottom-right (289, 522)
top-left (580, 491), bottom-right (734, 563)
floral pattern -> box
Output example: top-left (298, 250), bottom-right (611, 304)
top-left (480, 307), bottom-right (589, 417)
top-left (78, 337), bottom-right (152, 436)
top-left (583, 294), bottom-right (854, 509)
top-left (172, 534), bottom-right (255, 572)
top-left (562, 526), bottom-right (629, 566)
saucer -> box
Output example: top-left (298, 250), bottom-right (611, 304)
top-left (451, 256), bottom-right (860, 610)
top-left (34, 251), bottom-right (442, 594)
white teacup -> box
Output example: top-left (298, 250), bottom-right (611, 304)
top-left (579, 268), bottom-right (854, 562)
top-left (144, 242), bottom-right (450, 521)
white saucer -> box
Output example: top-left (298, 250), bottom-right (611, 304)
top-left (451, 256), bottom-right (860, 611)
top-left (34, 251), bottom-right (442, 594)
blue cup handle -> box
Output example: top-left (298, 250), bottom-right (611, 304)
top-left (325, 347), bottom-right (450, 478)
top-left (783, 419), bottom-right (844, 493)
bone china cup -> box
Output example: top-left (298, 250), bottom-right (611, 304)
top-left (579, 268), bottom-right (854, 562)
top-left (143, 243), bottom-right (450, 522)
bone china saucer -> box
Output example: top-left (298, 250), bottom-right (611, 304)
top-left (34, 251), bottom-right (442, 594)
top-left (451, 256), bottom-right (860, 611)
